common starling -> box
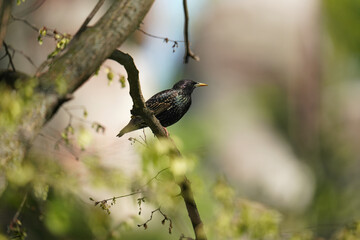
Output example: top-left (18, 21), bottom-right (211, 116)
top-left (116, 79), bottom-right (208, 137)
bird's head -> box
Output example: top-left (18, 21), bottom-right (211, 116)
top-left (172, 79), bottom-right (208, 94)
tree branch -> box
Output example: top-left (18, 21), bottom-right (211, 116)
top-left (3, 42), bottom-right (15, 71)
top-left (34, 0), bottom-right (154, 123)
top-left (109, 50), bottom-right (168, 138)
top-left (10, 15), bottom-right (40, 33)
top-left (0, 0), bottom-right (154, 170)
top-left (38, 0), bottom-right (154, 97)
top-left (70, 0), bottom-right (106, 45)
top-left (4, 43), bottom-right (38, 69)
top-left (109, 49), bottom-right (207, 240)
top-left (183, 0), bottom-right (199, 63)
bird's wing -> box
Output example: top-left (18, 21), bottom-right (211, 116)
top-left (145, 89), bottom-right (177, 116)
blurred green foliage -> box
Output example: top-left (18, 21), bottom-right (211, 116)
top-left (211, 177), bottom-right (281, 240)
top-left (333, 221), bottom-right (360, 240)
top-left (16, 0), bottom-right (25, 6)
top-left (255, 84), bottom-right (291, 142)
top-left (1, 124), bottom-right (359, 239)
top-left (0, 155), bottom-right (113, 239)
top-left (3, 0), bottom-right (360, 239)
top-left (324, 0), bottom-right (360, 61)
top-left (0, 77), bottom-right (39, 131)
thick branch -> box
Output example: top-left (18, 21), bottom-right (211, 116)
top-left (179, 177), bottom-right (206, 240)
top-left (0, 1), bottom-right (154, 168)
top-left (38, 0), bottom-right (154, 99)
top-left (109, 49), bottom-right (207, 240)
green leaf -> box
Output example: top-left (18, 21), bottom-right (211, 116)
top-left (107, 72), bottom-right (114, 85)
top-left (39, 27), bottom-right (47, 36)
top-left (37, 36), bottom-right (43, 45)
top-left (66, 125), bottom-right (74, 135)
top-left (91, 122), bottom-right (106, 133)
top-left (48, 49), bottom-right (60, 58)
top-left (33, 182), bottom-right (49, 201)
top-left (77, 127), bottom-right (92, 150)
top-left (17, 0), bottom-right (26, 6)
top-left (94, 67), bottom-right (100, 76)
top-left (119, 75), bottom-right (126, 88)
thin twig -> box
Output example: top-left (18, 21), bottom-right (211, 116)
top-left (139, 128), bottom-right (147, 144)
top-left (50, 106), bottom-right (105, 160)
top-left (62, 106), bottom-right (105, 132)
top-left (93, 167), bottom-right (169, 205)
top-left (94, 191), bottom-right (142, 205)
top-left (138, 207), bottom-right (159, 227)
top-left (137, 207), bottom-right (173, 234)
top-left (3, 42), bottom-right (15, 71)
top-left (128, 137), bottom-right (147, 147)
top-left (10, 15), bottom-right (58, 39)
top-left (10, 15), bottom-right (39, 32)
top-left (137, 28), bottom-right (182, 52)
top-left (53, 136), bottom-right (79, 160)
top-left (9, 48), bottom-right (15, 70)
top-left (0, 53), bottom-right (7, 61)
top-left (6, 43), bottom-right (38, 69)
top-left (182, 0), bottom-right (199, 63)
top-left (142, 128), bottom-right (147, 143)
top-left (128, 129), bottom-right (149, 147)
top-left (140, 167), bottom-right (170, 189)
top-left (10, 14), bottom-right (71, 76)
top-left (11, 192), bottom-right (28, 226)
top-left (71, 0), bottom-right (106, 43)
top-left (10, 15), bottom-right (57, 40)
top-left (137, 28), bottom-right (184, 43)
top-left (7, 192), bottom-right (28, 238)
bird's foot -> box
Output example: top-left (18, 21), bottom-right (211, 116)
top-left (163, 127), bottom-right (169, 137)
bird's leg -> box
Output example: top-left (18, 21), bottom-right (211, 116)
top-left (163, 127), bottom-right (169, 137)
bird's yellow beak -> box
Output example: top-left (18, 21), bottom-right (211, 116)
top-left (195, 82), bottom-right (208, 87)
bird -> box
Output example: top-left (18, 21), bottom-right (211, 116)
top-left (116, 79), bottom-right (208, 137)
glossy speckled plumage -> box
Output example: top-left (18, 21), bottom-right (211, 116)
top-left (116, 79), bottom-right (207, 137)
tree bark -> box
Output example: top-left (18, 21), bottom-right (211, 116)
top-left (0, 0), bottom-right (154, 166)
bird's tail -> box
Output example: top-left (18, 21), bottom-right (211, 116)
top-left (116, 131), bottom-right (125, 138)
top-left (116, 122), bottom-right (138, 138)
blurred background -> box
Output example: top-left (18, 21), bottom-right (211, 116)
top-left (2, 0), bottom-right (360, 239)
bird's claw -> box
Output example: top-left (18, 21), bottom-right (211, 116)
top-left (163, 127), bottom-right (169, 137)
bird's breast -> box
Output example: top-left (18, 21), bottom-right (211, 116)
top-left (167, 95), bottom-right (190, 110)
top-left (156, 94), bottom-right (191, 127)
